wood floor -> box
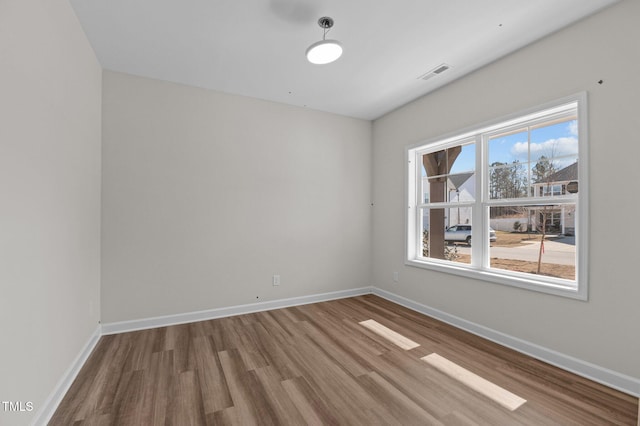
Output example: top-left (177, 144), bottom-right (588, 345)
top-left (51, 295), bottom-right (639, 425)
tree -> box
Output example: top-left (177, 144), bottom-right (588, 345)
top-left (532, 155), bottom-right (558, 274)
top-left (532, 155), bottom-right (555, 184)
top-left (489, 160), bottom-right (526, 217)
top-left (489, 161), bottom-right (508, 199)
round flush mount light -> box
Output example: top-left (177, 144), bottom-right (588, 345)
top-left (306, 17), bottom-right (343, 65)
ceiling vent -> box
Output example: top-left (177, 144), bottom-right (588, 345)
top-left (418, 63), bottom-right (451, 81)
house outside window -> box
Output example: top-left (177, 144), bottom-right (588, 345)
top-left (406, 93), bottom-right (588, 299)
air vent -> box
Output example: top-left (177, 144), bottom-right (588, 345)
top-left (418, 63), bottom-right (451, 81)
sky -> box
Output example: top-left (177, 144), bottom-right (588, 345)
top-left (425, 119), bottom-right (579, 176)
top-left (490, 119), bottom-right (578, 167)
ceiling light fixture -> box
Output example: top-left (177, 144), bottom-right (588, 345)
top-left (306, 17), bottom-right (342, 65)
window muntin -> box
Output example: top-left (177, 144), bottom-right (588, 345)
top-left (406, 95), bottom-right (586, 299)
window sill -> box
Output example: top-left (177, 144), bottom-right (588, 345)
top-left (405, 258), bottom-right (587, 301)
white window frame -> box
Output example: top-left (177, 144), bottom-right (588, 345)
top-left (405, 93), bottom-right (588, 300)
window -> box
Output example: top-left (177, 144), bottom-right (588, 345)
top-left (406, 94), bottom-right (587, 299)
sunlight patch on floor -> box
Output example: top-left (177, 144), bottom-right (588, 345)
top-left (359, 319), bottom-right (420, 350)
top-left (422, 353), bottom-right (527, 411)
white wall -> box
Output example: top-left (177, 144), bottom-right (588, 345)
top-left (101, 71), bottom-right (372, 323)
top-left (0, 0), bottom-right (102, 424)
top-left (372, 0), bottom-right (639, 379)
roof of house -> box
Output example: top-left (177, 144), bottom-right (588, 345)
top-left (447, 172), bottom-right (474, 190)
top-left (546, 161), bottom-right (578, 182)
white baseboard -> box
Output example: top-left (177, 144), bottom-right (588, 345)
top-left (102, 287), bottom-right (374, 335)
top-left (372, 287), bottom-right (640, 398)
top-left (31, 324), bottom-right (102, 426)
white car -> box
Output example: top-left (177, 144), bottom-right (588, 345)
top-left (445, 225), bottom-right (497, 245)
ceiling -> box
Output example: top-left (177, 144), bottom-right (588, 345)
top-left (70, 0), bottom-right (618, 120)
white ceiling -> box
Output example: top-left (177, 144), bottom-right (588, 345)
top-left (70, 0), bottom-right (618, 120)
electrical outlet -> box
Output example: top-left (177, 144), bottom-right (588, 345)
top-left (393, 272), bottom-right (399, 283)
top-left (273, 274), bottom-right (281, 286)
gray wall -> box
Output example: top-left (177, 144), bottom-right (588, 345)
top-left (0, 0), bottom-right (102, 424)
top-left (101, 71), bottom-right (372, 323)
top-left (372, 0), bottom-right (639, 378)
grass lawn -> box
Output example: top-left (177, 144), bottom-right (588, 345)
top-left (492, 230), bottom-right (549, 247)
top-left (451, 231), bottom-right (575, 280)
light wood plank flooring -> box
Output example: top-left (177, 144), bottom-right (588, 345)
top-left (51, 295), bottom-right (639, 425)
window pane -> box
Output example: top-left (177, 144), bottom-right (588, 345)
top-left (488, 162), bottom-right (528, 200)
top-left (488, 130), bottom-right (528, 165)
top-left (422, 174), bottom-right (477, 204)
top-left (531, 156), bottom-right (558, 184)
top-left (421, 174), bottom-right (430, 203)
top-left (449, 143), bottom-right (475, 175)
top-left (529, 119), bottom-right (579, 191)
top-left (530, 120), bottom-right (578, 163)
top-left (489, 204), bottom-right (576, 281)
top-left (447, 190), bottom-right (473, 224)
top-left (421, 143), bottom-right (475, 204)
top-left (421, 207), bottom-right (471, 264)
top-left (531, 160), bottom-right (578, 198)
